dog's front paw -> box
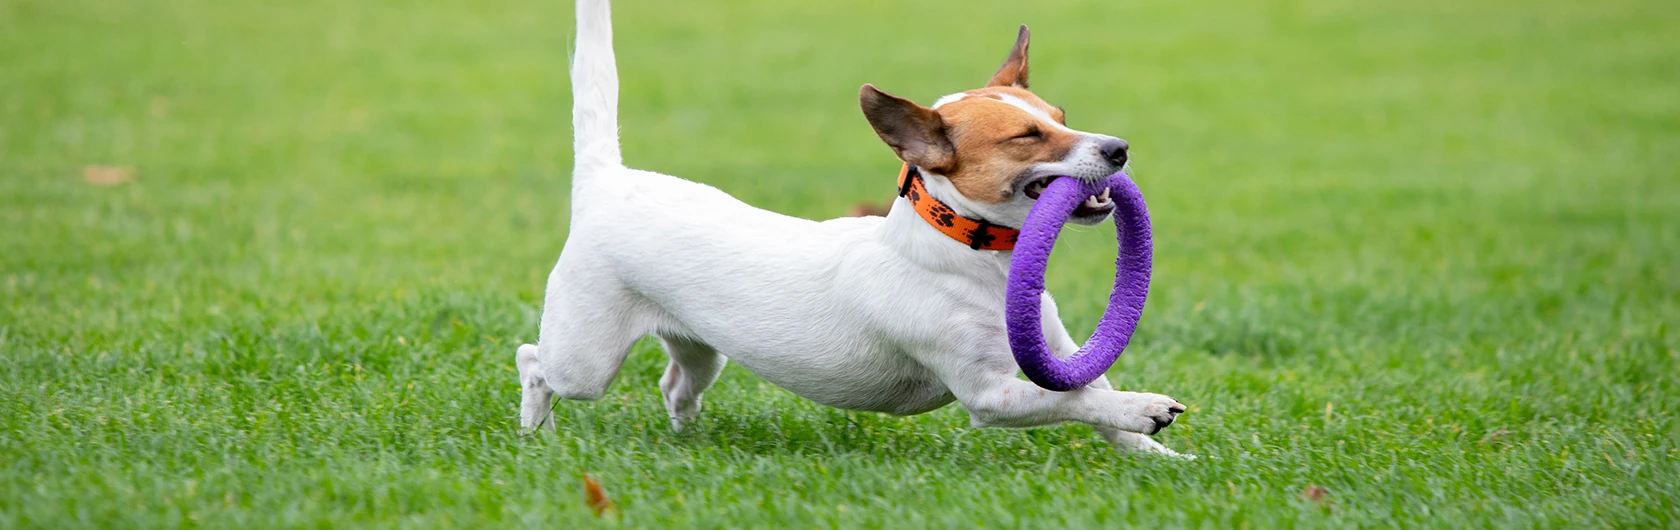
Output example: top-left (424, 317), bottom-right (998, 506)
top-left (1115, 392), bottom-right (1186, 435)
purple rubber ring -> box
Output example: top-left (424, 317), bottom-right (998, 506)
top-left (1006, 171), bottom-right (1152, 391)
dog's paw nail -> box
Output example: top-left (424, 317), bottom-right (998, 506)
top-left (1156, 415), bottom-right (1175, 428)
top-left (1149, 414), bottom-right (1175, 434)
top-left (1168, 404), bottom-right (1186, 414)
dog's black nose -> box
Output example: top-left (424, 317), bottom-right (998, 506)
top-left (1099, 138), bottom-right (1129, 167)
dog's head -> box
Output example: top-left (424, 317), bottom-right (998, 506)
top-left (861, 26), bottom-right (1128, 229)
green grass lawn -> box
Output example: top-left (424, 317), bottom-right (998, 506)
top-left (4, 0), bottom-right (1678, 526)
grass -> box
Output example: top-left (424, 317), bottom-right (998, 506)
top-left (3, 0), bottom-right (1678, 526)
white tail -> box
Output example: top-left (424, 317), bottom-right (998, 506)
top-left (571, 0), bottom-right (622, 173)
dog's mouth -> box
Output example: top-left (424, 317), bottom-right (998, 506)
top-left (1024, 177), bottom-right (1115, 219)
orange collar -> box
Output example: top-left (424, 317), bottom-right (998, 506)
top-left (897, 164), bottom-right (1019, 251)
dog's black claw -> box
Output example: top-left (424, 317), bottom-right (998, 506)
top-left (1150, 415), bottom-right (1175, 434)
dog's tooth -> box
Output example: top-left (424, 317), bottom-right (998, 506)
top-left (1101, 187), bottom-right (1111, 201)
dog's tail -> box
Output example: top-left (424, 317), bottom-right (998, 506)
top-left (571, 0), bottom-right (622, 175)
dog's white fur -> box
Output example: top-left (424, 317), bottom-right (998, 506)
top-left (517, 0), bottom-right (1189, 457)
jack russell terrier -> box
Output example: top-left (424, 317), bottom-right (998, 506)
top-left (517, 0), bottom-right (1190, 458)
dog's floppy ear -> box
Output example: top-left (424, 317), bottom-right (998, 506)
top-left (859, 84), bottom-right (955, 172)
top-left (987, 25), bottom-right (1030, 89)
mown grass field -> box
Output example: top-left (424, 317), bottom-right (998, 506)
top-left (3, 0), bottom-right (1677, 526)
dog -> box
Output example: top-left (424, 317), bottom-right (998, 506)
top-left (516, 0), bottom-right (1190, 458)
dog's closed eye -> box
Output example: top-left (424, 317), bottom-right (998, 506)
top-left (1007, 126), bottom-right (1043, 143)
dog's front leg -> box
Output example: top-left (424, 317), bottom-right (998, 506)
top-left (941, 363), bottom-right (1183, 435)
top-left (936, 295), bottom-right (1181, 434)
top-left (1083, 377), bottom-right (1193, 458)
top-left (1033, 293), bottom-right (1192, 458)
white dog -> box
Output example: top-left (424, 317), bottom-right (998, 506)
top-left (518, 0), bottom-right (1189, 457)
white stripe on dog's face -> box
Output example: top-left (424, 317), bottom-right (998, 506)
top-left (918, 86), bottom-right (1126, 228)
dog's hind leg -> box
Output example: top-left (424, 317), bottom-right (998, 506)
top-left (516, 344), bottom-right (557, 429)
top-left (517, 260), bottom-right (648, 429)
top-left (656, 334), bottom-right (726, 431)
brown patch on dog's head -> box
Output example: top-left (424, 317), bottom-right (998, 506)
top-left (859, 26), bottom-right (1077, 204)
top-left (862, 25), bottom-right (1121, 226)
top-left (932, 87), bottom-right (1079, 203)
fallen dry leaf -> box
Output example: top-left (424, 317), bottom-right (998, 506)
top-left (1300, 484), bottom-right (1331, 507)
top-left (849, 201), bottom-right (892, 217)
top-left (1480, 429), bottom-right (1512, 446)
top-left (583, 472), bottom-right (616, 517)
top-left (82, 166), bottom-right (135, 185)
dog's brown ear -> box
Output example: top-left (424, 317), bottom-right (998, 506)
top-left (859, 84), bottom-right (955, 172)
top-left (986, 25), bottom-right (1030, 89)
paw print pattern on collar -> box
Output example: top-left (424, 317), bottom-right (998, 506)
top-left (896, 164), bottom-right (1020, 251)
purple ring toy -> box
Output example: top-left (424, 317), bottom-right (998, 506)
top-left (1006, 171), bottom-right (1152, 391)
